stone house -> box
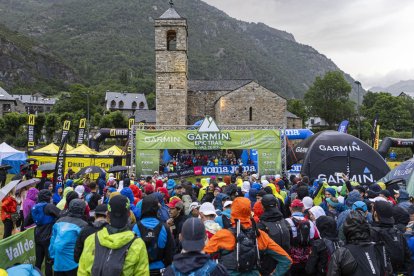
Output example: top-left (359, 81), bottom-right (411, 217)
top-left (105, 91), bottom-right (149, 117)
top-left (154, 5), bottom-right (289, 127)
top-left (0, 87), bottom-right (20, 116)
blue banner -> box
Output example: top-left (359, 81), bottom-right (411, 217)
top-left (250, 149), bottom-right (258, 168)
top-left (337, 120), bottom-right (349, 133)
top-left (283, 129), bottom-right (314, 140)
top-left (162, 149), bottom-right (172, 164)
top-left (241, 149), bottom-right (249, 165)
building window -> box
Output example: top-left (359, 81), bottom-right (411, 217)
top-left (167, 30), bottom-right (177, 51)
top-left (119, 100), bottom-right (124, 109)
top-left (2, 104), bottom-right (11, 114)
top-left (132, 101), bottom-right (137, 109)
top-left (110, 100), bottom-right (116, 108)
top-left (249, 107), bottom-right (253, 121)
top-left (169, 84), bottom-right (173, 89)
top-left (139, 102), bottom-right (145, 109)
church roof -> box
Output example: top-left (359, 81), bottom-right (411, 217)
top-left (188, 80), bottom-right (252, 92)
top-left (159, 7), bottom-right (182, 19)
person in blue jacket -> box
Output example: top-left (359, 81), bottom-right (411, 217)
top-left (52, 184), bottom-right (63, 205)
top-left (133, 194), bottom-right (174, 276)
top-left (215, 200), bottom-right (232, 229)
top-left (97, 171), bottom-right (106, 196)
top-left (49, 199), bottom-right (88, 276)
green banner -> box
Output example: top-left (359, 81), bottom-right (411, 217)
top-left (136, 129), bottom-right (280, 150)
top-left (0, 227), bottom-right (36, 268)
top-left (258, 148), bottom-right (281, 176)
top-left (136, 150), bottom-right (160, 176)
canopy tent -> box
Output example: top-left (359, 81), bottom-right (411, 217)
top-left (95, 145), bottom-right (126, 170)
top-left (2, 152), bottom-right (28, 174)
top-left (31, 143), bottom-right (74, 155)
top-left (380, 158), bottom-right (414, 195)
top-left (66, 144), bottom-right (96, 155)
top-left (299, 131), bottom-right (390, 185)
top-left (0, 142), bottom-right (21, 163)
top-left (65, 145), bottom-right (98, 174)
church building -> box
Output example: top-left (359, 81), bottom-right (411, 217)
top-left (155, 4), bottom-right (288, 127)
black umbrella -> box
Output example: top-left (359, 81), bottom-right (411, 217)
top-left (38, 163), bottom-right (56, 171)
top-left (76, 166), bottom-right (106, 176)
top-left (0, 164), bottom-right (12, 171)
top-left (107, 166), bottom-right (128, 173)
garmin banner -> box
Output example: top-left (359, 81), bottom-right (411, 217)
top-left (27, 114), bottom-right (36, 152)
top-left (55, 120), bottom-right (71, 187)
top-left (76, 118), bottom-right (86, 147)
top-left (0, 227), bottom-right (36, 268)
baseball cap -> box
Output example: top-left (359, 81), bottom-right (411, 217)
top-left (167, 197), bottom-right (184, 209)
top-left (181, 218), bottom-right (206, 252)
top-left (352, 201), bottom-right (368, 212)
top-left (199, 202), bottom-right (216, 216)
top-left (189, 202), bottom-right (201, 211)
top-left (223, 201), bottom-right (233, 209)
top-left (95, 204), bottom-right (108, 216)
top-left (108, 195), bottom-right (130, 228)
top-left (261, 194), bottom-right (278, 208)
top-left (291, 199), bottom-right (304, 208)
top-left (374, 201), bottom-right (395, 224)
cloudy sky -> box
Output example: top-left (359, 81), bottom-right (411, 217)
top-left (203, 0), bottom-right (414, 89)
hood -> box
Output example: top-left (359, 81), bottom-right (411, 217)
top-left (392, 206), bottom-right (410, 225)
top-left (63, 187), bottom-right (74, 199)
top-left (141, 194), bottom-right (159, 218)
top-left (98, 226), bottom-right (136, 249)
top-left (167, 179), bottom-right (176, 190)
top-left (99, 172), bottom-right (106, 179)
top-left (44, 181), bottom-right (53, 190)
top-left (172, 252), bottom-right (211, 274)
top-left (277, 180), bottom-right (285, 190)
top-left (260, 207), bottom-right (283, 222)
top-left (68, 199), bottom-right (86, 217)
top-left (253, 201), bottom-right (264, 219)
top-left (346, 190), bottom-right (362, 207)
top-left (155, 179), bottom-right (163, 189)
top-left (344, 211), bottom-right (371, 242)
top-left (248, 188), bottom-right (259, 204)
top-left (26, 188), bottom-right (39, 202)
top-left (231, 197), bottom-right (252, 227)
top-left (214, 193), bottom-right (229, 210)
top-left (54, 184), bottom-right (62, 194)
top-left (309, 206), bottom-right (326, 220)
top-left (65, 179), bottom-right (73, 187)
top-left (120, 187), bottom-right (135, 205)
top-left (316, 216), bottom-right (337, 239)
top-left (37, 189), bottom-right (52, 203)
top-left (129, 185), bottom-right (141, 199)
top-left (153, 192), bottom-right (164, 205)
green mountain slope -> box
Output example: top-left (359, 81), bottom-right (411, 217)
top-left (0, 0), bottom-right (358, 98)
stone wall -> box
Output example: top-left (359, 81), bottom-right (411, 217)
top-left (0, 100), bottom-right (18, 116)
top-left (187, 90), bottom-right (227, 125)
top-left (215, 82), bottom-right (286, 127)
top-left (287, 117), bottom-right (303, 129)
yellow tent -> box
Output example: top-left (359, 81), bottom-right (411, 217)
top-left (66, 144), bottom-right (97, 155)
top-left (32, 143), bottom-right (59, 154)
top-left (95, 145), bottom-right (126, 170)
top-left (30, 143), bottom-right (75, 176)
top-left (65, 145), bottom-right (98, 174)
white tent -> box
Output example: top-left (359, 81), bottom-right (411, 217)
top-left (0, 142), bottom-right (22, 163)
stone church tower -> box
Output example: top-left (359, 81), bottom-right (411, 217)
top-left (155, 5), bottom-right (188, 125)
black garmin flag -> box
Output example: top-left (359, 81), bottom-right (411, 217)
top-left (76, 118), bottom-right (86, 147)
top-left (27, 114), bottom-right (36, 152)
top-left (54, 120), bottom-right (71, 186)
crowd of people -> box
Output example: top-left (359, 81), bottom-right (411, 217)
top-left (1, 170), bottom-right (414, 275)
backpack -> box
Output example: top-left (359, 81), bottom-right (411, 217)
top-left (320, 239), bottom-right (344, 273)
top-left (261, 220), bottom-right (291, 251)
top-left (136, 221), bottom-right (164, 263)
top-left (228, 220), bottom-right (260, 272)
top-left (291, 217), bottom-right (311, 246)
top-left (345, 243), bottom-right (388, 276)
top-left (91, 233), bottom-right (136, 276)
top-left (171, 259), bottom-right (217, 276)
top-left (222, 215), bottom-right (232, 229)
top-left (31, 202), bottom-right (55, 226)
top-left (372, 226), bottom-right (406, 272)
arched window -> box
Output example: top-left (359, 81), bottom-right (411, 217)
top-left (110, 100), bottom-right (116, 108)
top-left (132, 101), bottom-right (137, 109)
top-left (139, 102), bottom-right (145, 109)
top-left (249, 107), bottom-right (253, 121)
top-left (119, 100), bottom-right (124, 109)
top-left (167, 30), bottom-right (177, 51)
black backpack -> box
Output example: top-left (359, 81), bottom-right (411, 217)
top-left (137, 221), bottom-right (164, 263)
top-left (261, 220), bottom-right (291, 251)
top-left (345, 243), bottom-right (388, 276)
top-left (372, 226), bottom-right (406, 272)
top-left (229, 219), bottom-right (260, 272)
top-left (291, 217), bottom-right (311, 246)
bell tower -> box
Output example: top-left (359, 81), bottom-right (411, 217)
top-left (155, 1), bottom-right (188, 125)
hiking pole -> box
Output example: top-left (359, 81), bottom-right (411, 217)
top-left (236, 219), bottom-right (240, 269)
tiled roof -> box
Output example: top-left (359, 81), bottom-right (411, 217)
top-left (135, 110), bottom-right (156, 123)
top-left (286, 111), bottom-right (300, 119)
top-left (188, 80), bottom-right (252, 92)
top-left (105, 92), bottom-right (148, 110)
top-left (0, 87), bottom-right (16, 101)
top-left (159, 7), bottom-right (182, 19)
top-left (14, 95), bottom-right (56, 105)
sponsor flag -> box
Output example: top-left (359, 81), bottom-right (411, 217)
top-left (373, 125), bottom-right (380, 150)
top-left (76, 118), bottom-right (87, 147)
top-left (27, 114), bottom-right (36, 151)
top-left (54, 120), bottom-right (71, 186)
top-left (337, 120), bottom-right (349, 133)
top-left (162, 149), bottom-right (172, 164)
top-left (371, 114), bottom-right (379, 147)
top-left (250, 149), bottom-right (258, 171)
top-left (127, 116), bottom-right (135, 153)
top-left (241, 149), bottom-right (249, 165)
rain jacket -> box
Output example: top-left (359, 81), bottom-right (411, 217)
top-left (204, 197), bottom-right (292, 276)
top-left (1, 195), bottom-right (17, 221)
top-left (49, 200), bottom-right (87, 272)
top-left (56, 187), bottom-right (74, 210)
top-left (215, 208), bottom-right (231, 228)
top-left (78, 227), bottom-right (149, 276)
top-left (52, 184), bottom-right (62, 205)
top-left (97, 172), bottom-right (106, 195)
top-left (23, 188), bottom-right (39, 219)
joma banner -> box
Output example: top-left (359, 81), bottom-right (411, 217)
top-left (27, 114), bottom-right (36, 152)
top-left (76, 118), bottom-right (86, 147)
top-left (0, 227), bottom-right (36, 269)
